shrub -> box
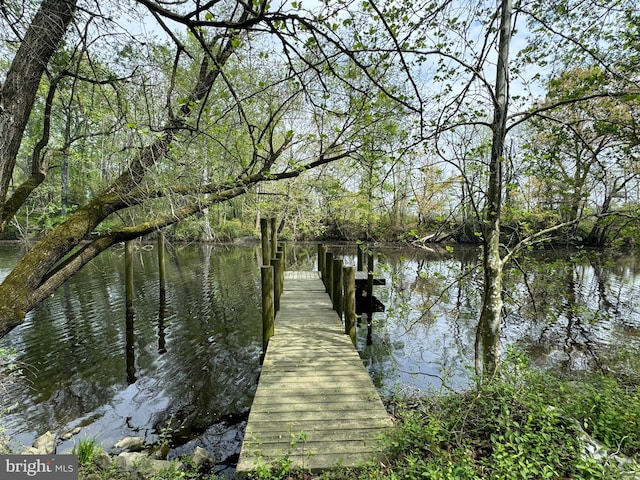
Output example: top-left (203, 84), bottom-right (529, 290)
top-left (376, 352), bottom-right (636, 479)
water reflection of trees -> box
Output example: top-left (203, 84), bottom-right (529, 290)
top-left (364, 247), bottom-right (640, 391)
top-left (0, 244), bottom-right (263, 448)
top-left (10, 242), bottom-right (632, 441)
top-left (507, 252), bottom-right (640, 372)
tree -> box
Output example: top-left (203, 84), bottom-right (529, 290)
top-left (474, 0), bottom-right (512, 376)
top-left (375, 0), bottom-right (640, 374)
top-left (0, 0), bottom-right (414, 336)
top-left (524, 67), bottom-right (640, 245)
top-left (0, 0), bottom-right (77, 227)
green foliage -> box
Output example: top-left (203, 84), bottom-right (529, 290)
top-left (0, 348), bottom-right (21, 453)
top-left (72, 436), bottom-right (100, 465)
top-left (248, 430), bottom-right (311, 479)
top-left (171, 217), bottom-right (256, 242)
top-left (561, 374), bottom-right (640, 456)
top-left (148, 457), bottom-right (218, 480)
top-left (373, 352), bottom-right (638, 480)
top-left (251, 456), bottom-right (294, 480)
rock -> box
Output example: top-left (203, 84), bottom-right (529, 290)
top-left (116, 452), bottom-right (170, 477)
top-left (145, 459), bottom-right (172, 475)
top-left (116, 452), bottom-right (148, 472)
top-left (578, 426), bottom-right (640, 473)
top-left (0, 433), bottom-right (10, 454)
top-left (92, 450), bottom-right (112, 471)
top-left (31, 431), bottom-right (56, 455)
top-left (192, 446), bottom-right (215, 468)
top-left (114, 436), bottom-right (145, 452)
top-left (60, 427), bottom-right (82, 441)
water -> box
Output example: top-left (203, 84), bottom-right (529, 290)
top-left (1, 243), bottom-right (639, 474)
top-left (360, 246), bottom-right (640, 393)
top-left (0, 243), bottom-right (263, 475)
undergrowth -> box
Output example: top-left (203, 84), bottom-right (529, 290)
top-left (373, 350), bottom-right (640, 480)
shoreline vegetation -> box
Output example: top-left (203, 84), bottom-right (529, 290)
top-left (2, 227), bottom-right (638, 250)
top-left (3, 348), bottom-right (640, 480)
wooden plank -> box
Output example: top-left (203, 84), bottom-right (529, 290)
top-left (237, 270), bottom-right (392, 475)
top-left (250, 393), bottom-right (386, 405)
top-left (244, 418), bottom-right (390, 434)
top-left (241, 440), bottom-right (383, 455)
top-left (242, 429), bottom-right (388, 444)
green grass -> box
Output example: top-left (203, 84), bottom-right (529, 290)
top-left (72, 436), bottom-right (100, 465)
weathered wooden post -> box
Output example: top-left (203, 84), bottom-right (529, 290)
top-left (270, 217), bottom-right (277, 258)
top-left (325, 252), bottom-right (334, 297)
top-left (276, 249), bottom-right (284, 303)
top-left (357, 243), bottom-right (365, 271)
top-left (260, 218), bottom-right (270, 266)
top-left (362, 247), bottom-right (373, 315)
top-left (157, 231), bottom-right (166, 298)
top-left (318, 244), bottom-right (326, 279)
top-left (125, 240), bottom-right (134, 310)
top-left (344, 266), bottom-right (356, 345)
top-left (333, 257), bottom-right (343, 318)
top-left (271, 255), bottom-right (282, 313)
top-left (367, 249), bottom-right (374, 272)
top-left (261, 265), bottom-right (275, 360)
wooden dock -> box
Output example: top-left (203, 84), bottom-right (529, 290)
top-left (236, 271), bottom-right (391, 475)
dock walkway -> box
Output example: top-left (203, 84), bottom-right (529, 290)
top-left (236, 270), bottom-right (391, 475)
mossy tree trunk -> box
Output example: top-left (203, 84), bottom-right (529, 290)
top-left (0, 0), bottom-right (77, 226)
top-left (475, 0), bottom-right (511, 378)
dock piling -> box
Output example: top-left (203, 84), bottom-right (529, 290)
top-left (325, 252), bottom-right (334, 297)
top-left (260, 218), bottom-right (270, 266)
top-left (158, 231), bottom-right (166, 297)
top-left (332, 257), bottom-right (343, 318)
top-left (344, 266), bottom-right (356, 345)
top-left (125, 240), bottom-right (134, 311)
top-left (357, 243), bottom-right (364, 271)
top-left (271, 256), bottom-right (282, 313)
top-left (270, 217), bottom-right (277, 258)
top-left (261, 265), bottom-right (275, 357)
top-left (318, 243), bottom-right (326, 279)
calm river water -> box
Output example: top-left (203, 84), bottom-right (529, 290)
top-left (1, 242), bottom-right (639, 475)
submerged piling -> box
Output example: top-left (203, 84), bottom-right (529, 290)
top-left (125, 240), bottom-right (134, 311)
top-left (158, 231), bottom-right (166, 297)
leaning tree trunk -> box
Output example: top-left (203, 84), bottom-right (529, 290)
top-left (476, 0), bottom-right (512, 378)
top-left (0, 7), bottom-right (249, 337)
top-left (0, 0), bottom-right (77, 226)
